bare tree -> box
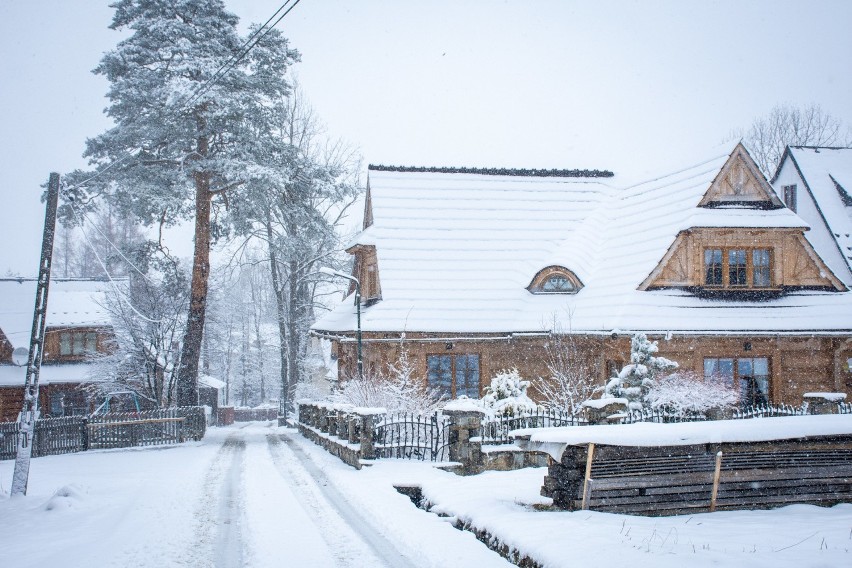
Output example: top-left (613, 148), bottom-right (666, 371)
top-left (236, 83), bottom-right (361, 415)
top-left (329, 338), bottom-right (444, 414)
top-left (533, 320), bottom-right (598, 415)
top-left (89, 253), bottom-right (188, 407)
top-left (737, 103), bottom-right (851, 177)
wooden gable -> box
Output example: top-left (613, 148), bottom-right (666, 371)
top-left (641, 228), bottom-right (846, 291)
top-left (698, 143), bottom-right (784, 208)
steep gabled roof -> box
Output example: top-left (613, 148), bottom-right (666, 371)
top-left (0, 278), bottom-right (112, 350)
top-left (313, 143), bottom-right (852, 336)
top-left (777, 146), bottom-right (852, 275)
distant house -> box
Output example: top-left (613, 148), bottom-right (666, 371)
top-left (771, 146), bottom-right (852, 287)
top-left (0, 278), bottom-right (113, 421)
top-left (312, 142), bottom-right (852, 406)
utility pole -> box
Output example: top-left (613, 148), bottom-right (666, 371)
top-left (11, 172), bottom-right (60, 496)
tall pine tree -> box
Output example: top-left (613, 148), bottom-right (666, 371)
top-left (64, 0), bottom-right (299, 405)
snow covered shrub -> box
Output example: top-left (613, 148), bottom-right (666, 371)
top-left (481, 368), bottom-right (538, 417)
top-left (646, 371), bottom-right (739, 414)
top-left (533, 329), bottom-right (597, 415)
top-left (328, 341), bottom-right (444, 414)
top-left (604, 333), bottom-right (678, 411)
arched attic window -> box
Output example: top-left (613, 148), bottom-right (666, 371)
top-left (527, 266), bottom-right (583, 294)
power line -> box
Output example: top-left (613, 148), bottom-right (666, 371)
top-left (71, 206), bottom-right (163, 324)
top-left (182, 0), bottom-right (298, 109)
top-left (65, 199), bottom-right (156, 285)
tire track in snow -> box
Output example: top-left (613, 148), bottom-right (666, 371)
top-left (189, 430), bottom-right (246, 568)
top-left (266, 432), bottom-right (418, 568)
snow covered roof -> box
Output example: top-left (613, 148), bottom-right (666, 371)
top-left (314, 142), bottom-right (852, 336)
top-left (0, 363), bottom-right (96, 387)
top-left (199, 374), bottom-right (226, 390)
top-left (778, 146), bottom-right (852, 275)
top-left (0, 278), bottom-right (112, 350)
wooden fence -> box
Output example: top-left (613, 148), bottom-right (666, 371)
top-left (0, 416), bottom-right (87, 461)
top-left (88, 407), bottom-right (206, 449)
top-left (0, 406), bottom-right (206, 460)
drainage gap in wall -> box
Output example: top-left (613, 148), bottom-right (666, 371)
top-left (392, 485), bottom-right (543, 568)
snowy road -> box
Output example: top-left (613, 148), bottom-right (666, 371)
top-left (0, 423), bottom-right (510, 568)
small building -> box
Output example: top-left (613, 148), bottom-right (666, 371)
top-left (0, 278), bottom-right (113, 421)
top-left (312, 142), bottom-right (852, 405)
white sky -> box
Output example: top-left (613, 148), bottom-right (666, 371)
top-left (1, 0), bottom-right (850, 275)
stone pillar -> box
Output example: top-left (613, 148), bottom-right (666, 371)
top-left (804, 392), bottom-right (846, 415)
top-left (328, 409), bottom-right (339, 437)
top-left (359, 412), bottom-right (379, 460)
top-left (707, 406), bottom-right (734, 421)
top-left (319, 406), bottom-right (330, 433)
top-left (347, 415), bottom-right (359, 444)
top-left (338, 411), bottom-right (349, 440)
top-left (583, 399), bottom-right (628, 425)
top-left (444, 408), bottom-right (486, 474)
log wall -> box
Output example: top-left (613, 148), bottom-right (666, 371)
top-left (332, 332), bottom-right (852, 404)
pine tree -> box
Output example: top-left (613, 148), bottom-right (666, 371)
top-left (605, 333), bottom-right (678, 411)
top-left (64, 0), bottom-right (299, 405)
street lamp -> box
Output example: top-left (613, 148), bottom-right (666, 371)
top-left (319, 267), bottom-right (363, 380)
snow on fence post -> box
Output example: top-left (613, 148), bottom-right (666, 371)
top-left (443, 401), bottom-right (486, 474)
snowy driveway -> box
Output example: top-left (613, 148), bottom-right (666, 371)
top-left (0, 423), bottom-right (510, 568)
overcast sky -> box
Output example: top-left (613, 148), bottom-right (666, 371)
top-left (1, 0), bottom-right (850, 276)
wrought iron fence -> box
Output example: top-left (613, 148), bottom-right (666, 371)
top-left (373, 412), bottom-right (450, 461)
top-left (480, 408), bottom-right (585, 445)
top-left (623, 407), bottom-right (711, 424)
top-left (732, 403), bottom-right (806, 419)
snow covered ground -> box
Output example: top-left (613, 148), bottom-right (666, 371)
top-left (2, 422), bottom-right (851, 567)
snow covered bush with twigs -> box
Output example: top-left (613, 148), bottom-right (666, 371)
top-left (533, 324), bottom-right (597, 415)
top-left (646, 371), bottom-right (739, 414)
top-left (604, 333), bottom-right (678, 411)
top-left (328, 341), bottom-right (444, 414)
top-left (480, 368), bottom-right (538, 417)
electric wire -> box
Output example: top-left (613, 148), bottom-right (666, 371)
top-left (71, 206), bottom-right (163, 324)
top-left (66, 199), bottom-right (157, 286)
top-left (181, 0), bottom-right (298, 109)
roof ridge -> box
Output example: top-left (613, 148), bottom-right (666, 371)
top-left (368, 164), bottom-right (614, 178)
top-left (791, 145), bottom-right (852, 151)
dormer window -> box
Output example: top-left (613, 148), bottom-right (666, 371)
top-left (703, 247), bottom-right (773, 289)
top-left (528, 266), bottom-right (583, 294)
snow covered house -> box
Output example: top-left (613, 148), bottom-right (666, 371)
top-left (771, 146), bottom-right (852, 287)
top-left (0, 278), bottom-right (113, 421)
top-left (312, 143), bottom-right (852, 406)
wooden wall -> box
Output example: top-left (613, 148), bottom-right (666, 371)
top-left (645, 228), bottom-right (844, 291)
top-left (42, 326), bottom-right (110, 363)
top-left (333, 332), bottom-right (852, 405)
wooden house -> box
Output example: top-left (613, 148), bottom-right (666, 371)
top-left (312, 142), bottom-right (852, 405)
top-left (0, 278), bottom-right (114, 421)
